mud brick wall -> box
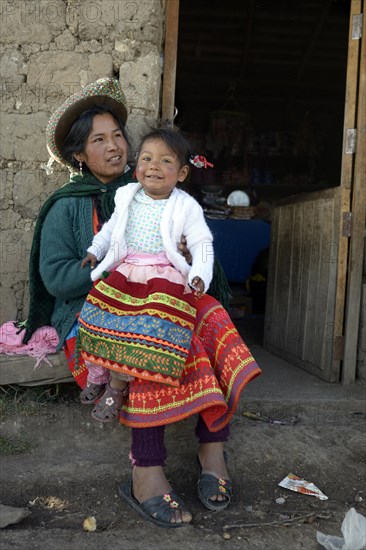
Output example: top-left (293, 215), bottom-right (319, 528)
top-left (0, 0), bottom-right (166, 324)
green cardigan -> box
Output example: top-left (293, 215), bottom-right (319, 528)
top-left (23, 170), bottom-right (133, 349)
top-left (39, 194), bottom-right (96, 350)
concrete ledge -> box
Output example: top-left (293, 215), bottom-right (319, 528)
top-left (0, 353), bottom-right (73, 386)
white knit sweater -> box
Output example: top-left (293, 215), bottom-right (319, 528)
top-left (88, 182), bottom-right (214, 292)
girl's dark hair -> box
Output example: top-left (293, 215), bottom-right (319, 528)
top-left (61, 104), bottom-right (130, 171)
top-left (138, 128), bottom-right (192, 168)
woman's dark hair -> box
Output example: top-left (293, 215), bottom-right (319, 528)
top-left (61, 104), bottom-right (130, 171)
top-left (138, 128), bottom-right (192, 169)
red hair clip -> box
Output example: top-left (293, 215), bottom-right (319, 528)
top-left (189, 155), bottom-right (214, 169)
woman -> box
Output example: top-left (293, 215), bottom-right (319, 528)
top-left (24, 78), bottom-right (261, 527)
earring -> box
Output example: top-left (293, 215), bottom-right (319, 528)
top-left (79, 161), bottom-right (83, 175)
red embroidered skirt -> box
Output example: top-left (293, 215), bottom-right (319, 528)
top-left (65, 294), bottom-right (261, 432)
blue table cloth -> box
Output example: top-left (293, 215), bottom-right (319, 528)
top-left (206, 218), bottom-right (271, 283)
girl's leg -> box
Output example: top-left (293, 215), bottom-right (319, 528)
top-left (91, 370), bottom-right (130, 423)
top-left (109, 370), bottom-right (132, 391)
top-left (129, 427), bottom-right (192, 525)
top-left (86, 362), bottom-right (111, 385)
top-left (80, 362), bottom-right (110, 404)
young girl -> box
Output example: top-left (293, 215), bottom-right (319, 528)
top-left (78, 128), bottom-right (214, 422)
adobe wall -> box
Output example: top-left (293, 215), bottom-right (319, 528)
top-left (0, 0), bottom-right (166, 324)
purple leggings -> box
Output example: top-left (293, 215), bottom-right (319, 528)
top-left (130, 416), bottom-right (230, 467)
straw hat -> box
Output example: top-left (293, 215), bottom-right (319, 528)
top-left (46, 78), bottom-right (128, 168)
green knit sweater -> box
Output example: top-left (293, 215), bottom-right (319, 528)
top-left (24, 170), bottom-right (231, 350)
top-left (23, 170), bottom-right (133, 349)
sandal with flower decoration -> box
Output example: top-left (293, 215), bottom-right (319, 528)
top-left (118, 476), bottom-right (191, 528)
top-left (91, 383), bottom-right (129, 423)
top-left (197, 454), bottom-right (232, 511)
top-left (80, 382), bottom-right (106, 405)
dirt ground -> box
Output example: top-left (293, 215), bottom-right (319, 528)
top-left (1, 382), bottom-right (365, 550)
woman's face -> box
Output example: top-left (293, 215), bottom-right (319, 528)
top-left (75, 112), bottom-right (129, 184)
top-left (136, 138), bottom-right (189, 200)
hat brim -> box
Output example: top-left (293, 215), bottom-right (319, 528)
top-left (46, 78), bottom-right (129, 169)
top-left (54, 95), bottom-right (128, 160)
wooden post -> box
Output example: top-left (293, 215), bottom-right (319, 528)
top-left (334, 0), bottom-right (362, 379)
top-left (161, 0), bottom-right (180, 126)
top-left (340, 0), bottom-right (362, 190)
top-left (342, 2), bottom-right (366, 383)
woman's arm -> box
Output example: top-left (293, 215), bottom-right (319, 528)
top-left (39, 199), bottom-right (94, 300)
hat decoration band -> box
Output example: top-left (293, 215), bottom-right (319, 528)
top-left (189, 155), bottom-right (214, 169)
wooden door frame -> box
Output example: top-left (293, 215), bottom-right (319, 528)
top-left (335, 1), bottom-right (361, 370)
top-left (342, 1), bottom-right (366, 383)
top-left (161, 0), bottom-right (180, 125)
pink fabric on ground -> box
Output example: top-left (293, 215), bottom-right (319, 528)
top-left (0, 321), bottom-right (59, 369)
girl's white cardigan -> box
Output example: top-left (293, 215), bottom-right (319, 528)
top-left (88, 182), bottom-right (214, 292)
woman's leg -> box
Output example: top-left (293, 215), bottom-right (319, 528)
top-left (195, 416), bottom-right (230, 444)
top-left (193, 295), bottom-right (261, 431)
top-left (196, 416), bottom-right (231, 503)
top-left (131, 425), bottom-right (167, 468)
top-left (130, 427), bottom-right (192, 524)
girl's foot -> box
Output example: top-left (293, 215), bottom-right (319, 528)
top-left (197, 442), bottom-right (232, 508)
top-left (91, 382), bottom-right (129, 423)
top-left (80, 382), bottom-right (106, 405)
top-left (132, 466), bottom-right (192, 525)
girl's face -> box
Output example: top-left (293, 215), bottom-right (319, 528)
top-left (136, 138), bottom-right (189, 200)
top-left (75, 112), bottom-right (128, 184)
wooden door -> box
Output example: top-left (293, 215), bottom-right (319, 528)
top-left (264, 187), bottom-right (349, 382)
top-left (264, 1), bottom-right (365, 382)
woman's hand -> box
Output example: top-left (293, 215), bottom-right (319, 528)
top-left (178, 236), bottom-right (192, 265)
top-left (81, 253), bottom-right (98, 269)
top-left (191, 276), bottom-right (205, 298)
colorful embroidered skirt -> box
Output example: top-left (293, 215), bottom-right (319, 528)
top-left (65, 294), bottom-right (261, 432)
top-left (78, 255), bottom-right (197, 386)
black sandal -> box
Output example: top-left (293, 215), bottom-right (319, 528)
top-left (118, 476), bottom-right (191, 528)
top-left (197, 453), bottom-right (232, 511)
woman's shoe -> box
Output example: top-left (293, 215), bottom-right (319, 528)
top-left (118, 476), bottom-right (191, 528)
top-left (91, 383), bottom-right (129, 423)
top-left (80, 382), bottom-right (106, 405)
top-left (197, 453), bottom-right (232, 511)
